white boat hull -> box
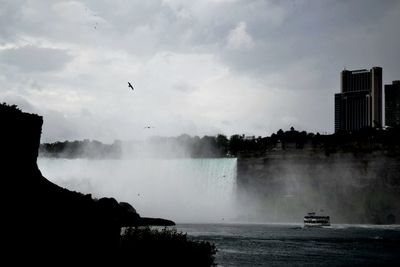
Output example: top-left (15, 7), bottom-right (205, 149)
top-left (304, 214), bottom-right (330, 227)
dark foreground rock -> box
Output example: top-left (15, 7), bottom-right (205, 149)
top-left (1, 103), bottom-right (216, 265)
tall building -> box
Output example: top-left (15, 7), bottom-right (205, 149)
top-left (334, 67), bottom-right (382, 132)
top-left (385, 80), bottom-right (400, 127)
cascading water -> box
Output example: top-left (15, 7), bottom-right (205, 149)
top-left (38, 158), bottom-right (237, 223)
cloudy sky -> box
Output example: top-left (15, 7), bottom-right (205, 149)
top-left (1, 0), bottom-right (399, 142)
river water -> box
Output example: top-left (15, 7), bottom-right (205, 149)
top-left (38, 158), bottom-right (400, 266)
top-left (176, 223), bottom-right (400, 266)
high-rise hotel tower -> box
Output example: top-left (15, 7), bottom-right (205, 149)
top-left (334, 67), bottom-right (382, 132)
top-left (385, 80), bottom-right (400, 127)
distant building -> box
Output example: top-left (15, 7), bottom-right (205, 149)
top-left (334, 67), bottom-right (382, 132)
top-left (385, 80), bottom-right (400, 127)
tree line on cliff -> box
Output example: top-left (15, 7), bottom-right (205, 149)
top-left (40, 126), bottom-right (400, 159)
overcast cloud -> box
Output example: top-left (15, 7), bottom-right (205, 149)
top-left (1, 0), bottom-right (399, 142)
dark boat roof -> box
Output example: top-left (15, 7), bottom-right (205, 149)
top-left (304, 215), bottom-right (330, 219)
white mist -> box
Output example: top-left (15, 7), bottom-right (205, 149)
top-left (38, 158), bottom-right (237, 223)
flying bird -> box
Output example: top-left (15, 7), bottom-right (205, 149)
top-left (128, 82), bottom-right (134, 90)
top-left (144, 126), bottom-right (155, 129)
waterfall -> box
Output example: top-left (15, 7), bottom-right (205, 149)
top-left (38, 158), bottom-right (237, 223)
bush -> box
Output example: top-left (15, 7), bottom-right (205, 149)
top-left (0, 103), bottom-right (22, 113)
top-left (120, 227), bottom-right (217, 266)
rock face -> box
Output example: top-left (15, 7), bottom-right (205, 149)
top-left (236, 151), bottom-right (400, 224)
top-left (0, 104), bottom-right (174, 262)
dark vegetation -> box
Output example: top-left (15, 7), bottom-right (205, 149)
top-left (40, 126), bottom-right (400, 159)
top-left (40, 139), bottom-right (122, 158)
top-left (1, 103), bottom-right (216, 265)
top-left (121, 227), bottom-right (217, 266)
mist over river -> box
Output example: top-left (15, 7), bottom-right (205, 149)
top-left (37, 157), bottom-right (400, 266)
top-left (38, 158), bottom-right (237, 223)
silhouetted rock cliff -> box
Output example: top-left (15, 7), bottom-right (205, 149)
top-left (1, 103), bottom-right (176, 263)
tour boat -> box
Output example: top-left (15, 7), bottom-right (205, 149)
top-left (303, 212), bottom-right (330, 227)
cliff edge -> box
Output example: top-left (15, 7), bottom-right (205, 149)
top-left (1, 103), bottom-right (175, 263)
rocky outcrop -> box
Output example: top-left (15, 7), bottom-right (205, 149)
top-left (1, 104), bottom-right (175, 262)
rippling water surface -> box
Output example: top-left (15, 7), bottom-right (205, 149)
top-left (176, 223), bottom-right (400, 266)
